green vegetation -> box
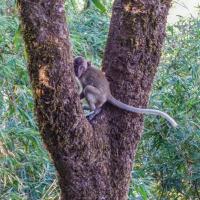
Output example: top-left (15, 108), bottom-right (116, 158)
top-left (0, 0), bottom-right (199, 199)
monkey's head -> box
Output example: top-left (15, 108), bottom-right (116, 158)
top-left (74, 56), bottom-right (90, 78)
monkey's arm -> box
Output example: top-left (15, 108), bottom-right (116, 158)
top-left (75, 76), bottom-right (85, 99)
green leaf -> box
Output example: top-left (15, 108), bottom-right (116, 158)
top-left (135, 185), bottom-right (148, 200)
top-left (13, 26), bottom-right (22, 51)
top-left (91, 0), bottom-right (106, 13)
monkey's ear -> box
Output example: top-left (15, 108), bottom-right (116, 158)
top-left (87, 61), bottom-right (91, 67)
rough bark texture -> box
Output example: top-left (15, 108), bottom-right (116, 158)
top-left (18, 0), bottom-right (172, 199)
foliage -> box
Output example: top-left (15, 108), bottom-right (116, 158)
top-left (68, 0), bottom-right (112, 13)
top-left (69, 8), bottom-right (109, 65)
top-left (0, 0), bottom-right (199, 199)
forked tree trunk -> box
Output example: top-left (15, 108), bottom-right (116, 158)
top-left (18, 0), bottom-right (172, 199)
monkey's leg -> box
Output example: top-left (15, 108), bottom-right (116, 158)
top-left (86, 94), bottom-right (96, 111)
top-left (84, 85), bottom-right (100, 111)
top-left (84, 85), bottom-right (103, 120)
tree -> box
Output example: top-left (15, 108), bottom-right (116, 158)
top-left (17, 0), bottom-right (172, 199)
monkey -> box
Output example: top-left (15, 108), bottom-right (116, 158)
top-left (74, 56), bottom-right (178, 128)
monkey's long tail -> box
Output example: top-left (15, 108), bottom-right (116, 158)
top-left (108, 95), bottom-right (178, 128)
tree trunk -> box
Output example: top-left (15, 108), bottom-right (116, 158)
top-left (18, 0), bottom-right (172, 199)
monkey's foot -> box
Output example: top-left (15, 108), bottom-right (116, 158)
top-left (86, 108), bottom-right (102, 121)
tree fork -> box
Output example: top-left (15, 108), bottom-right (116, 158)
top-left (18, 0), bottom-right (172, 199)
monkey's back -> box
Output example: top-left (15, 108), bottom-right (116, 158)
top-left (80, 66), bottom-right (110, 94)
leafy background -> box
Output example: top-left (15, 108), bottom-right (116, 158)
top-left (0, 0), bottom-right (199, 199)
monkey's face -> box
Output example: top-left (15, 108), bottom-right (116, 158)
top-left (74, 57), bottom-right (87, 78)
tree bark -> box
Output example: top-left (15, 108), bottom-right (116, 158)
top-left (18, 0), bottom-right (172, 199)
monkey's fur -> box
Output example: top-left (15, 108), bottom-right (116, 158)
top-left (74, 56), bottom-right (178, 128)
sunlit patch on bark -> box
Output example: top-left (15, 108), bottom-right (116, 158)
top-left (124, 3), bottom-right (132, 12)
top-left (39, 65), bottom-right (51, 88)
top-left (34, 88), bottom-right (44, 98)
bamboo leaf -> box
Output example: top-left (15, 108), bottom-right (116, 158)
top-left (91, 0), bottom-right (106, 13)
